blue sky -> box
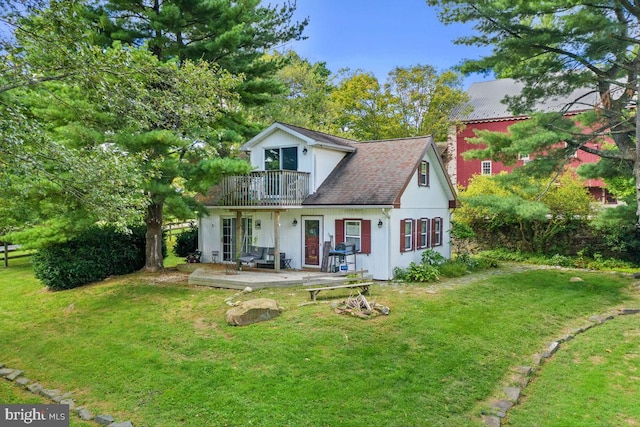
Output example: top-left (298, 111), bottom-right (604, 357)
top-left (283, 0), bottom-right (493, 89)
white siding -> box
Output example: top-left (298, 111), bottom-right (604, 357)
top-left (245, 129), bottom-right (347, 192)
top-left (390, 145), bottom-right (453, 269)
top-left (311, 148), bottom-right (346, 192)
top-left (199, 207), bottom-right (392, 279)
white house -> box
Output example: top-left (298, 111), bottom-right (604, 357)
top-left (198, 122), bottom-right (458, 280)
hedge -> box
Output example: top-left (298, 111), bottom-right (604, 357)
top-left (172, 226), bottom-right (198, 258)
top-left (33, 225), bottom-right (150, 290)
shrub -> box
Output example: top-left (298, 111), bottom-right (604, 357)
top-left (421, 249), bottom-right (447, 266)
top-left (173, 226), bottom-right (198, 257)
top-left (549, 254), bottom-right (573, 267)
top-left (33, 225), bottom-right (148, 290)
top-left (437, 260), bottom-right (469, 278)
top-left (393, 262), bottom-right (440, 282)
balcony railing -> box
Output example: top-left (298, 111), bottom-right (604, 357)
top-left (219, 170), bottom-right (310, 207)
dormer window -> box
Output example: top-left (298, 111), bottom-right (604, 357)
top-left (265, 147), bottom-right (298, 171)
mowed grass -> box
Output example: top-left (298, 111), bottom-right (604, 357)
top-left (505, 313), bottom-right (640, 427)
top-left (0, 257), bottom-right (638, 426)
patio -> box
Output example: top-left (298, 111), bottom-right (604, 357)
top-left (185, 263), bottom-right (370, 290)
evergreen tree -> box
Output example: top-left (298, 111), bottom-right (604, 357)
top-left (86, 0), bottom-right (308, 270)
top-left (427, 0), bottom-right (640, 225)
top-left (95, 0), bottom-right (308, 132)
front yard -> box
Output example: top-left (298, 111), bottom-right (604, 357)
top-left (0, 257), bottom-right (638, 426)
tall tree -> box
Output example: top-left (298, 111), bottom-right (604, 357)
top-left (329, 65), bottom-right (468, 140)
top-left (427, 0), bottom-right (640, 225)
top-left (87, 0), bottom-right (307, 270)
top-left (385, 65), bottom-right (468, 140)
top-left (0, 0), bottom-right (150, 244)
top-left (95, 0), bottom-right (307, 130)
top-left (329, 70), bottom-right (393, 140)
top-left (252, 51), bottom-right (334, 130)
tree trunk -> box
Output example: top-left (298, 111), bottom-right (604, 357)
top-left (636, 75), bottom-right (640, 229)
top-left (145, 201), bottom-right (164, 272)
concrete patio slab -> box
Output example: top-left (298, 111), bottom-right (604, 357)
top-left (187, 265), bottom-right (364, 290)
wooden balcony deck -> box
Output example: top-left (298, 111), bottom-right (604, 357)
top-left (218, 170), bottom-right (310, 207)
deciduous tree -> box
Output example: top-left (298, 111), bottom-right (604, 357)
top-left (252, 51), bottom-right (334, 131)
top-left (329, 65), bottom-right (468, 140)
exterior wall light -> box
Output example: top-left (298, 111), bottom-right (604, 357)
top-left (302, 147), bottom-right (308, 154)
top-left (293, 219), bottom-right (298, 226)
top-left (378, 219), bottom-right (383, 228)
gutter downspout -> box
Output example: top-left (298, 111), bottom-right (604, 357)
top-left (382, 208), bottom-right (392, 280)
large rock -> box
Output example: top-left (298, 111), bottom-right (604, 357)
top-left (226, 298), bottom-right (281, 326)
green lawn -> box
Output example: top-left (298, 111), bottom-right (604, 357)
top-left (0, 257), bottom-right (638, 426)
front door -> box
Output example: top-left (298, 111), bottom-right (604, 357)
top-left (303, 216), bottom-right (322, 267)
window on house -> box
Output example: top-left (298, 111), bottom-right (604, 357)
top-left (401, 219), bottom-right (413, 252)
top-left (335, 219), bottom-right (371, 254)
top-left (481, 160), bottom-right (492, 175)
top-left (564, 142), bottom-right (578, 158)
top-left (518, 153), bottom-right (530, 161)
top-left (345, 220), bottom-right (361, 252)
top-left (418, 161), bottom-right (429, 187)
top-left (419, 218), bottom-right (429, 248)
top-left (432, 217), bottom-right (443, 247)
top-left (264, 147), bottom-right (298, 171)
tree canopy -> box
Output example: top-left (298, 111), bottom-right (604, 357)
top-left (427, 0), bottom-right (640, 224)
top-left (92, 0), bottom-right (308, 139)
top-left (329, 65), bottom-right (468, 140)
top-left (0, 0), bottom-right (256, 271)
top-left (0, 0), bottom-right (150, 243)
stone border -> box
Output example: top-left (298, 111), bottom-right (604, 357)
top-left (0, 366), bottom-right (133, 427)
top-left (481, 307), bottom-right (640, 427)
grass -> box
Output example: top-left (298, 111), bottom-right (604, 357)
top-left (505, 314), bottom-right (640, 427)
top-left (0, 257), bottom-right (638, 426)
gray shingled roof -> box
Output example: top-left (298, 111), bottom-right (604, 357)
top-left (303, 136), bottom-right (433, 207)
top-left (277, 122), bottom-right (357, 149)
top-left (453, 78), bottom-right (599, 122)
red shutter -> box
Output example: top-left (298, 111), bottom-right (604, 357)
top-left (361, 220), bottom-right (371, 254)
top-left (425, 218), bottom-right (431, 248)
top-left (426, 162), bottom-right (430, 187)
top-left (413, 219), bottom-right (419, 251)
top-left (400, 219), bottom-right (406, 252)
top-left (335, 219), bottom-right (344, 245)
top-left (430, 218), bottom-right (436, 248)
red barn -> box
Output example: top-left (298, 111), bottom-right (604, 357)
top-left (448, 78), bottom-right (616, 204)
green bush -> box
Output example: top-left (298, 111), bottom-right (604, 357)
top-left (173, 226), bottom-right (198, 257)
top-left (437, 260), bottom-right (469, 278)
top-left (480, 249), bottom-right (635, 271)
top-left (33, 225), bottom-right (149, 290)
top-left (393, 260), bottom-right (440, 282)
top-left (421, 249), bottom-right (446, 266)
top-left (549, 254), bottom-right (574, 267)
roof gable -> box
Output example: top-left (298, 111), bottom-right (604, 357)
top-left (241, 122), bottom-right (356, 152)
top-left (303, 135), bottom-right (456, 207)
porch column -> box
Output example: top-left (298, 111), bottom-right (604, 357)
top-left (274, 211), bottom-right (281, 272)
top-left (235, 210), bottom-right (242, 270)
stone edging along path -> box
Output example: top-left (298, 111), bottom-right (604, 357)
top-left (0, 365), bottom-right (133, 427)
top-left (480, 306), bottom-right (640, 427)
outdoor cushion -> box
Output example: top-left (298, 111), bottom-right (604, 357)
top-left (238, 246), bottom-right (266, 264)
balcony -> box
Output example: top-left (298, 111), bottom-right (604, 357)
top-left (218, 170), bottom-right (311, 207)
